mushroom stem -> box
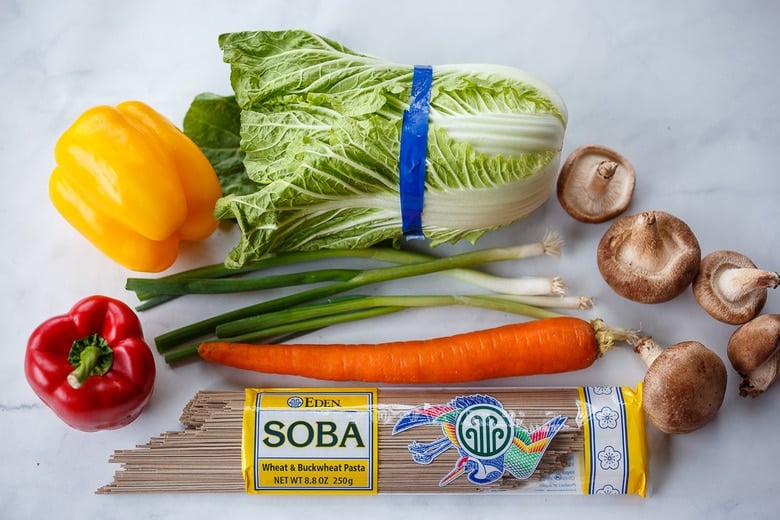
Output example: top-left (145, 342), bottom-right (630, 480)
top-left (633, 336), bottom-right (664, 367)
top-left (585, 160), bottom-right (619, 200)
top-left (618, 212), bottom-right (671, 273)
top-left (739, 355), bottom-right (780, 397)
top-left (717, 268), bottom-right (780, 302)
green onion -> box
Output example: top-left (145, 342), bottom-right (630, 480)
top-left (152, 234), bottom-right (566, 353)
top-left (216, 294), bottom-right (563, 341)
top-left (127, 231), bottom-right (564, 308)
top-left (162, 294), bottom-right (573, 364)
top-left (163, 307), bottom-right (404, 364)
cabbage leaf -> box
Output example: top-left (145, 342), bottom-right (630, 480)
top-left (181, 93), bottom-right (256, 197)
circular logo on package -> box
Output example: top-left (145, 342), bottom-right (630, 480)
top-left (287, 396), bottom-right (304, 408)
top-left (455, 404), bottom-right (514, 459)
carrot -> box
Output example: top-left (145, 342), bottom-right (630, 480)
top-left (196, 317), bottom-right (635, 384)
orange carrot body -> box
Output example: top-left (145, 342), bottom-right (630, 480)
top-left (197, 316), bottom-right (602, 384)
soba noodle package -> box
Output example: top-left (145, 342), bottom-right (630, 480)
top-left (240, 386), bottom-right (647, 496)
top-left (99, 386), bottom-right (647, 496)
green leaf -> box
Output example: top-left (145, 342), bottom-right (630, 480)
top-left (182, 93), bottom-right (256, 197)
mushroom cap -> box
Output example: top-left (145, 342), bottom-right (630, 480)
top-left (727, 314), bottom-right (780, 397)
top-left (556, 144), bottom-right (636, 223)
top-left (597, 211), bottom-right (701, 303)
top-left (642, 341), bottom-right (727, 434)
top-left (727, 314), bottom-right (780, 373)
top-left (693, 250), bottom-right (772, 325)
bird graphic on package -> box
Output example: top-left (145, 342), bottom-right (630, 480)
top-left (391, 394), bottom-right (568, 486)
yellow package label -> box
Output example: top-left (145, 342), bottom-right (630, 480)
top-left (578, 384), bottom-right (647, 496)
top-left (242, 388), bottom-right (378, 494)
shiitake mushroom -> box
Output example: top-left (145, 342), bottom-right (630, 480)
top-left (557, 145), bottom-right (636, 223)
top-left (634, 337), bottom-right (727, 434)
top-left (693, 250), bottom-right (778, 325)
top-left (727, 314), bottom-right (780, 397)
top-left (597, 211), bottom-right (701, 303)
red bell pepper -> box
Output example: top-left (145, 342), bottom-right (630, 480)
top-left (24, 295), bottom-right (156, 432)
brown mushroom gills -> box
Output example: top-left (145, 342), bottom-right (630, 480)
top-left (635, 337), bottom-right (727, 434)
top-left (597, 211), bottom-right (701, 303)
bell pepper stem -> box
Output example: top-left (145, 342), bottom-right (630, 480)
top-left (67, 334), bottom-right (114, 389)
top-left (68, 346), bottom-right (100, 388)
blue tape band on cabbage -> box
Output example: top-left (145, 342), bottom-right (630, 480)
top-left (399, 65), bottom-right (433, 239)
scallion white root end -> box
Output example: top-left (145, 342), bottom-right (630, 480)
top-left (543, 230), bottom-right (564, 257)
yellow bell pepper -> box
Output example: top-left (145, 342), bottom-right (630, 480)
top-left (49, 101), bottom-right (222, 272)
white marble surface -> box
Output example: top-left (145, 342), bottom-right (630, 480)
top-left (2, 0), bottom-right (779, 518)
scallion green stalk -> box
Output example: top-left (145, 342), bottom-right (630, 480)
top-left (216, 294), bottom-right (563, 341)
top-left (153, 235), bottom-right (563, 352)
top-left (162, 293), bottom-right (574, 364)
top-left (128, 232), bottom-right (564, 309)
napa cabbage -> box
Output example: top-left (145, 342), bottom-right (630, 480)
top-left (186, 30), bottom-right (568, 267)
